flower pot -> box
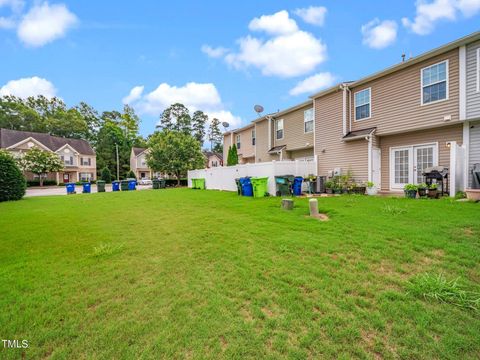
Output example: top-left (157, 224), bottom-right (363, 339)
top-left (366, 187), bottom-right (377, 196)
top-left (417, 187), bottom-right (427, 197)
top-left (405, 189), bottom-right (417, 199)
top-left (465, 189), bottom-right (480, 201)
top-left (427, 189), bottom-right (438, 199)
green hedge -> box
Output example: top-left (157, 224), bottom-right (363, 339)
top-left (165, 178), bottom-right (188, 187)
top-left (0, 151), bottom-right (26, 202)
top-left (27, 180), bottom-right (57, 187)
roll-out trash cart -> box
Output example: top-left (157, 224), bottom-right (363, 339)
top-left (120, 180), bottom-right (129, 191)
top-left (275, 175), bottom-right (294, 196)
top-left (251, 177), bottom-right (269, 198)
top-left (112, 181), bottom-right (120, 191)
top-left (196, 178), bottom-right (205, 189)
top-left (293, 177), bottom-right (303, 196)
top-left (239, 177), bottom-right (253, 197)
top-left (159, 179), bottom-right (166, 189)
top-left (97, 180), bottom-right (106, 192)
top-left (66, 183), bottom-right (75, 194)
top-left (128, 179), bottom-right (136, 191)
top-left (82, 182), bottom-right (91, 194)
top-left (153, 179), bottom-right (160, 189)
top-left (235, 178), bottom-right (242, 195)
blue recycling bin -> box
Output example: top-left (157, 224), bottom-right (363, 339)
top-left (293, 177), bottom-right (303, 196)
top-left (128, 179), bottom-right (136, 191)
top-left (82, 182), bottom-right (91, 194)
top-left (66, 183), bottom-right (75, 194)
top-left (239, 177), bottom-right (253, 197)
top-left (112, 181), bottom-right (120, 191)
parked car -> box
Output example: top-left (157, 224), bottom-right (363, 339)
top-left (138, 178), bottom-right (152, 185)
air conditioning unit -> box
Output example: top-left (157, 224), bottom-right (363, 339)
top-left (333, 167), bottom-right (342, 176)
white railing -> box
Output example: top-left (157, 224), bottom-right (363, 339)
top-left (188, 158), bottom-right (317, 195)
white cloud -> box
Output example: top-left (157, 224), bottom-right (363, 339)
top-left (122, 85), bottom-right (144, 104)
top-left (0, 0), bottom-right (24, 12)
top-left (0, 16), bottom-right (16, 29)
top-left (361, 19), bottom-right (398, 49)
top-left (248, 10), bottom-right (298, 35)
top-left (123, 82), bottom-right (242, 128)
top-left (17, 2), bottom-right (78, 47)
top-left (204, 10), bottom-right (327, 78)
top-left (201, 45), bottom-right (229, 58)
top-left (294, 6), bottom-right (327, 26)
top-left (0, 76), bottom-right (57, 98)
top-left (289, 72), bottom-right (336, 96)
top-left (401, 0), bottom-right (480, 35)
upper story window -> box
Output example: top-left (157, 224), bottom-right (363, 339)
top-left (304, 108), bottom-right (314, 133)
top-left (355, 88), bottom-right (371, 120)
top-left (236, 134), bottom-right (241, 149)
top-left (80, 157), bottom-right (91, 166)
top-left (421, 60), bottom-right (448, 105)
top-left (251, 129), bottom-right (256, 146)
top-left (61, 155), bottom-right (74, 166)
top-left (477, 48), bottom-right (480, 92)
top-left (276, 119), bottom-right (284, 140)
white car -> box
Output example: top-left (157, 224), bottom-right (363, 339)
top-left (138, 178), bottom-right (152, 185)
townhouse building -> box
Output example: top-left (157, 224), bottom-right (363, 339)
top-left (222, 31), bottom-right (480, 195)
top-left (0, 128), bottom-right (96, 183)
top-left (130, 147), bottom-right (153, 179)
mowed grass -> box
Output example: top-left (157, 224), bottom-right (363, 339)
top-left (1, 189), bottom-right (480, 359)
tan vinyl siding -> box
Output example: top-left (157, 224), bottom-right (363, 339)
top-left (235, 126), bottom-right (255, 162)
top-left (286, 147), bottom-right (314, 160)
top-left (350, 49), bottom-right (460, 135)
top-left (315, 90), bottom-right (369, 182)
top-left (466, 40), bottom-right (480, 119)
top-left (274, 105), bottom-right (314, 150)
top-left (255, 119), bottom-right (277, 163)
top-left (379, 124), bottom-right (463, 190)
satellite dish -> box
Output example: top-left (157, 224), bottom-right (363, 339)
top-left (222, 121), bottom-right (229, 128)
top-left (254, 104), bottom-right (264, 115)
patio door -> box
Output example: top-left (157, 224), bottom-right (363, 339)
top-left (390, 143), bottom-right (437, 189)
top-left (63, 173), bottom-right (69, 183)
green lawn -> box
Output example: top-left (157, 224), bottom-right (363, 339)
top-left (1, 189), bottom-right (479, 359)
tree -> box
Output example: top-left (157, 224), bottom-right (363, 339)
top-left (147, 130), bottom-right (204, 185)
top-left (208, 117), bottom-right (223, 152)
top-left (0, 150), bottom-right (26, 202)
top-left (100, 167), bottom-right (112, 183)
top-left (227, 144), bottom-right (238, 166)
top-left (119, 105), bottom-right (141, 143)
top-left (95, 122), bottom-right (130, 179)
top-left (127, 170), bottom-right (136, 179)
top-left (191, 110), bottom-right (208, 146)
top-left (158, 103), bottom-right (191, 133)
top-left (19, 148), bottom-right (63, 186)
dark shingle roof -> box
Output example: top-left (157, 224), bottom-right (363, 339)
top-left (0, 128), bottom-right (95, 155)
top-left (203, 151), bottom-right (223, 160)
top-left (132, 147), bottom-right (147, 156)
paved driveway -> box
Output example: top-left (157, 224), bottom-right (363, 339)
top-left (25, 184), bottom-right (153, 197)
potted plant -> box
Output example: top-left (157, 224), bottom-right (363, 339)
top-left (366, 181), bottom-right (377, 195)
top-left (325, 180), bottom-right (334, 194)
top-left (404, 184), bottom-right (417, 199)
top-left (428, 183), bottom-right (438, 199)
top-left (354, 182), bottom-right (366, 195)
top-left (417, 183), bottom-right (428, 197)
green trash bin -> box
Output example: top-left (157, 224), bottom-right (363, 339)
top-left (152, 179), bottom-right (160, 189)
top-left (159, 179), bottom-right (166, 189)
top-left (97, 180), bottom-right (106, 192)
top-left (120, 180), bottom-right (129, 191)
top-left (251, 177), bottom-right (269, 198)
top-left (197, 178), bottom-right (205, 190)
top-left (191, 178), bottom-right (197, 189)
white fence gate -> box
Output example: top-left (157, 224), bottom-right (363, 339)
top-left (188, 159), bottom-right (318, 196)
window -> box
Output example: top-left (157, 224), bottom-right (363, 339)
top-left (80, 172), bottom-right (93, 182)
top-left (236, 134), bottom-right (241, 149)
top-left (61, 155), bottom-right (74, 166)
top-left (212, 160), bottom-right (218, 167)
top-left (252, 129), bottom-right (256, 146)
top-left (355, 88), bottom-right (371, 120)
top-left (477, 48), bottom-right (480, 92)
top-left (422, 61), bottom-right (448, 104)
top-left (304, 108), bottom-right (314, 133)
top-left (80, 157), bottom-right (91, 166)
top-left (276, 119), bottom-right (284, 140)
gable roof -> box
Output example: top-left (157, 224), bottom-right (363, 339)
top-left (0, 128), bottom-right (95, 155)
top-left (203, 151), bottom-right (223, 160)
top-left (132, 147), bottom-right (147, 156)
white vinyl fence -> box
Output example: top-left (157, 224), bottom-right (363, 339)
top-left (188, 158), bottom-right (317, 196)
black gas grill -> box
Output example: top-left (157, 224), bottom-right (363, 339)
top-left (423, 166), bottom-right (449, 196)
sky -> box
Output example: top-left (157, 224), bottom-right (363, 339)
top-left (1, 0), bottom-right (480, 136)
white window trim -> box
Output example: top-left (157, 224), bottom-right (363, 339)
top-left (275, 119), bottom-right (284, 140)
top-left (421, 60), bottom-right (449, 106)
top-left (251, 129), bottom-right (256, 146)
top-left (477, 48), bottom-right (480, 93)
top-left (354, 87), bottom-right (372, 121)
top-left (304, 108), bottom-right (314, 134)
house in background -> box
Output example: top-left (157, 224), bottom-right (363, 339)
top-left (204, 151), bottom-right (223, 168)
top-left (130, 147), bottom-right (154, 179)
top-left (223, 123), bottom-right (256, 164)
top-left (0, 128), bottom-right (96, 183)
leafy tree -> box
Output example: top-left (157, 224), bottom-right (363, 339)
top-left (127, 170), bottom-right (136, 179)
top-left (227, 144), bottom-right (238, 166)
top-left (95, 122), bottom-right (130, 179)
top-left (75, 102), bottom-right (102, 144)
top-left (208, 117), bottom-right (223, 152)
top-left (191, 110), bottom-right (208, 146)
top-left (120, 105), bottom-right (141, 143)
top-left (19, 148), bottom-right (63, 186)
top-left (100, 167), bottom-right (112, 183)
top-left (158, 103), bottom-right (191, 133)
top-left (0, 150), bottom-right (26, 202)
top-left (147, 130), bottom-right (204, 185)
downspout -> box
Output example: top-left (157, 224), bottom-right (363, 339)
top-left (347, 86), bottom-right (352, 133)
top-left (367, 135), bottom-right (372, 183)
top-left (341, 84), bottom-right (347, 136)
top-left (267, 116), bottom-right (272, 150)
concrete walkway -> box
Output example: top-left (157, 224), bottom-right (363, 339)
top-left (25, 184), bottom-right (153, 197)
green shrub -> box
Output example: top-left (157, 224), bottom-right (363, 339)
top-left (100, 167), bottom-right (112, 183)
top-left (404, 184), bottom-right (418, 191)
top-left (165, 178), bottom-right (187, 187)
top-left (26, 180), bottom-right (57, 187)
top-left (127, 170), bottom-right (136, 179)
top-left (0, 150), bottom-right (26, 202)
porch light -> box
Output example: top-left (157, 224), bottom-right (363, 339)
top-left (445, 142), bottom-right (451, 148)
